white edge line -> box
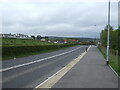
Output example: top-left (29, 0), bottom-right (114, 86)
top-left (103, 58), bottom-right (119, 78)
top-left (99, 47), bottom-right (120, 78)
top-left (34, 66), bottom-right (64, 89)
top-left (109, 65), bottom-right (120, 78)
top-left (33, 45), bottom-right (91, 89)
top-left (1, 46), bottom-right (84, 72)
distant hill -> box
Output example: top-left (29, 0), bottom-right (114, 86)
top-left (47, 36), bottom-right (99, 41)
top-left (79, 38), bottom-right (99, 42)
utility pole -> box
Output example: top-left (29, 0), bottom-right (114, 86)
top-left (94, 25), bottom-right (97, 44)
top-left (106, 0), bottom-right (110, 65)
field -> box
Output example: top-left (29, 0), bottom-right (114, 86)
top-left (98, 45), bottom-right (120, 76)
top-left (1, 38), bottom-right (80, 60)
top-left (1, 38), bottom-right (56, 46)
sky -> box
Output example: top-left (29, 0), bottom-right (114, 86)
top-left (1, 0), bottom-right (119, 38)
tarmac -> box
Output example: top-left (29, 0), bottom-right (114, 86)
top-left (52, 46), bottom-right (119, 88)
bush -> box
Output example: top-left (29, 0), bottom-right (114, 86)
top-left (2, 44), bottom-right (79, 59)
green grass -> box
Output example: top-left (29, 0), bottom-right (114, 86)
top-left (1, 38), bottom-right (93, 61)
top-left (1, 38), bottom-right (56, 46)
top-left (98, 46), bottom-right (120, 76)
top-left (2, 45), bottom-right (75, 60)
top-left (109, 53), bottom-right (119, 75)
top-left (1, 38), bottom-right (82, 60)
top-left (98, 46), bottom-right (106, 59)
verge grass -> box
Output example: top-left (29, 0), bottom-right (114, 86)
top-left (2, 38), bottom-right (81, 60)
top-left (2, 45), bottom-right (75, 60)
top-left (98, 45), bottom-right (119, 76)
top-left (2, 38), bottom-right (55, 46)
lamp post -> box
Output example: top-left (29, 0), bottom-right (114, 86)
top-left (106, 0), bottom-right (110, 65)
top-left (94, 25), bottom-right (97, 43)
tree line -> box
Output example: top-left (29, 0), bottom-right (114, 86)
top-left (31, 35), bottom-right (48, 40)
top-left (100, 25), bottom-right (120, 50)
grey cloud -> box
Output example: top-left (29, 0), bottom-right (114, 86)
top-left (2, 1), bottom-right (118, 38)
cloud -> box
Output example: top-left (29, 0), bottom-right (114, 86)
top-left (2, 0), bottom-right (118, 38)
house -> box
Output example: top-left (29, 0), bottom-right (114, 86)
top-left (16, 33), bottom-right (29, 39)
top-left (54, 41), bottom-right (58, 43)
top-left (0, 33), bottom-right (31, 39)
top-left (41, 38), bottom-right (46, 41)
top-left (0, 33), bottom-right (16, 38)
top-left (64, 40), bottom-right (67, 43)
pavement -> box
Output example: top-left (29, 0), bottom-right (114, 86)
top-left (2, 46), bottom-right (88, 88)
top-left (52, 46), bottom-right (118, 88)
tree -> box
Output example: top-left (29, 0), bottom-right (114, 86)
top-left (44, 36), bottom-right (49, 41)
top-left (119, 26), bottom-right (120, 29)
top-left (100, 25), bottom-right (119, 50)
top-left (36, 35), bottom-right (42, 40)
top-left (31, 35), bottom-right (35, 39)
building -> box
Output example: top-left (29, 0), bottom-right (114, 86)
top-left (0, 33), bottom-right (16, 38)
top-left (0, 33), bottom-right (31, 39)
top-left (41, 38), bottom-right (46, 41)
top-left (64, 40), bottom-right (67, 43)
top-left (16, 33), bottom-right (29, 39)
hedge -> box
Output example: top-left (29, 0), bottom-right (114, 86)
top-left (2, 44), bottom-right (79, 59)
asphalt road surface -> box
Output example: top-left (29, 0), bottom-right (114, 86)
top-left (53, 46), bottom-right (118, 88)
top-left (2, 45), bottom-right (88, 89)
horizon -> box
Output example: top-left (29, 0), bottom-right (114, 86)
top-left (0, 33), bottom-right (100, 39)
top-left (2, 0), bottom-right (118, 38)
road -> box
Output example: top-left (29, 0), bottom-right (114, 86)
top-left (53, 46), bottom-right (118, 88)
top-left (2, 45), bottom-right (88, 89)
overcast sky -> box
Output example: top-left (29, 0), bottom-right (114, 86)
top-left (2, 0), bottom-right (119, 38)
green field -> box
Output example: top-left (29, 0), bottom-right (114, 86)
top-left (1, 38), bottom-right (56, 46)
top-left (1, 38), bottom-right (81, 60)
top-left (98, 45), bottom-right (120, 76)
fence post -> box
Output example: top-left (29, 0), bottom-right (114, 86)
top-left (116, 50), bottom-right (118, 56)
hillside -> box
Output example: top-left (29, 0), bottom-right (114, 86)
top-left (1, 38), bottom-right (56, 47)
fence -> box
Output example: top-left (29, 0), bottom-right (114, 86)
top-left (99, 45), bottom-right (119, 76)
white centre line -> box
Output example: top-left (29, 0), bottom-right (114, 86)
top-left (34, 45), bottom-right (91, 89)
top-left (1, 46), bottom-right (84, 72)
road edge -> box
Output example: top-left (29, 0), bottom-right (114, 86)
top-left (34, 45), bottom-right (91, 89)
top-left (98, 46), bottom-right (119, 78)
top-left (1, 46), bottom-right (82, 72)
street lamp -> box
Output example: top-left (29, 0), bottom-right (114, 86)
top-left (94, 25), bottom-right (97, 43)
top-left (106, 0), bottom-right (110, 65)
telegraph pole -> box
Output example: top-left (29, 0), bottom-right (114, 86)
top-left (106, 0), bottom-right (110, 65)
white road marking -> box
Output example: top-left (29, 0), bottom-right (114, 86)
top-left (1, 46), bottom-right (84, 72)
top-left (34, 67), bottom-right (63, 89)
top-left (3, 51), bottom-right (77, 83)
top-left (109, 65), bottom-right (119, 78)
top-left (34, 45), bottom-right (91, 89)
top-left (103, 59), bottom-right (119, 77)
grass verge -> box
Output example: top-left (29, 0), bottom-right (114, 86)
top-left (2, 45), bottom-right (79, 61)
top-left (98, 46), bottom-right (120, 76)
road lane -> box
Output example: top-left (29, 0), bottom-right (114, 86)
top-left (2, 46), bottom-right (82, 69)
top-left (1, 46), bottom-right (82, 72)
top-left (2, 45), bottom-right (88, 88)
top-left (53, 46), bottom-right (118, 88)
